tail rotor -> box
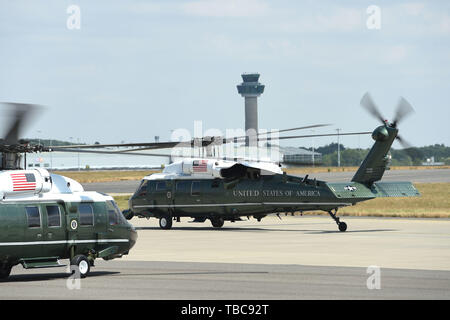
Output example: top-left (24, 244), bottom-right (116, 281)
top-left (360, 92), bottom-right (420, 160)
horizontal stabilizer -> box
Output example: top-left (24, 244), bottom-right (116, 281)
top-left (327, 181), bottom-right (420, 199)
top-left (371, 181), bottom-right (420, 198)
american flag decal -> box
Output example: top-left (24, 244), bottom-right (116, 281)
top-left (193, 160), bottom-right (208, 172)
top-left (11, 173), bottom-right (36, 191)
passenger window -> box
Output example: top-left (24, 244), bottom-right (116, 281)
top-left (176, 181), bottom-right (190, 191)
top-left (191, 181), bottom-right (201, 196)
top-left (156, 182), bottom-right (166, 191)
top-left (46, 205), bottom-right (61, 227)
top-left (26, 206), bottom-right (40, 228)
top-left (79, 203), bottom-right (94, 226)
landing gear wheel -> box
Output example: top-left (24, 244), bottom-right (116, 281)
top-left (159, 216), bottom-right (173, 229)
top-left (328, 210), bottom-right (347, 232)
top-left (70, 255), bottom-right (90, 278)
top-left (338, 222), bottom-right (347, 232)
top-left (123, 209), bottom-right (134, 220)
top-left (0, 265), bottom-right (12, 280)
top-left (211, 217), bottom-right (224, 228)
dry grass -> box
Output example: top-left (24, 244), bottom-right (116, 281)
top-left (112, 183), bottom-right (450, 218)
top-left (283, 165), bottom-right (450, 174)
top-left (303, 183), bottom-right (450, 218)
top-left (51, 170), bottom-right (160, 183)
top-left (53, 165), bottom-right (450, 183)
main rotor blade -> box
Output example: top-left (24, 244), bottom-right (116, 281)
top-left (360, 92), bottom-right (385, 124)
top-left (1, 103), bottom-right (39, 145)
top-left (54, 141), bottom-right (182, 149)
top-left (115, 130), bottom-right (372, 153)
top-left (223, 124), bottom-right (332, 142)
top-left (393, 97), bottom-right (414, 127)
top-left (53, 124), bottom-right (334, 150)
top-left (256, 131), bottom-right (372, 143)
top-left (51, 148), bottom-right (277, 164)
top-left (51, 148), bottom-right (172, 157)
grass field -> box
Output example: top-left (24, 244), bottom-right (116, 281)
top-left (112, 183), bottom-right (450, 219)
top-left (282, 165), bottom-right (450, 175)
top-left (53, 165), bottom-right (450, 183)
top-left (52, 170), bottom-right (159, 183)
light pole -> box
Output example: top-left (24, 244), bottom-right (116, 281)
top-left (311, 129), bottom-right (315, 167)
top-left (36, 130), bottom-right (42, 168)
top-left (36, 130), bottom-right (42, 146)
top-left (336, 128), bottom-right (341, 167)
top-left (77, 138), bottom-right (80, 171)
top-left (50, 139), bottom-right (53, 170)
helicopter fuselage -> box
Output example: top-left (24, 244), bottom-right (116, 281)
top-left (0, 169), bottom-right (137, 279)
top-left (127, 157), bottom-right (420, 230)
top-left (130, 172), bottom-right (359, 220)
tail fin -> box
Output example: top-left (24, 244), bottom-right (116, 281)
top-left (351, 125), bottom-right (398, 185)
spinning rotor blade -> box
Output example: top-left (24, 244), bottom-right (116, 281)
top-left (222, 123), bottom-right (332, 143)
top-left (53, 123), bottom-right (334, 151)
top-left (396, 135), bottom-right (423, 160)
top-left (273, 124), bottom-right (332, 134)
top-left (360, 92), bottom-right (386, 124)
top-left (396, 135), bottom-right (413, 149)
top-left (1, 103), bottom-right (39, 145)
top-left (392, 97), bottom-right (414, 127)
top-left (113, 130), bottom-right (371, 153)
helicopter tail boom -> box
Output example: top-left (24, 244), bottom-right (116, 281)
top-left (351, 125), bottom-right (397, 185)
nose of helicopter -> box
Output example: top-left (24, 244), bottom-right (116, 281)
top-left (128, 226), bottom-right (138, 251)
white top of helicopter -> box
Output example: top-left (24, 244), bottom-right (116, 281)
top-left (144, 158), bottom-right (283, 181)
top-left (0, 168), bottom-right (112, 203)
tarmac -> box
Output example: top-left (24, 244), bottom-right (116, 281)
top-left (2, 216), bottom-right (450, 299)
top-left (2, 169), bottom-right (447, 300)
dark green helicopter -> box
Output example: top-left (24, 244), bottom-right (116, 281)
top-left (121, 93), bottom-right (420, 231)
top-left (0, 103), bottom-right (137, 280)
top-left (50, 93), bottom-right (420, 232)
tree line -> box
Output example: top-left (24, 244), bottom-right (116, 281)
top-left (303, 143), bottom-right (450, 166)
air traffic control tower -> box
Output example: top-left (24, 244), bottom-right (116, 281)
top-left (237, 73), bottom-right (265, 146)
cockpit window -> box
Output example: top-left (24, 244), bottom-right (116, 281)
top-left (106, 200), bottom-right (127, 226)
top-left (136, 180), bottom-right (148, 196)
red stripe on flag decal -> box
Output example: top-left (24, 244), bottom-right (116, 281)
top-left (193, 160), bottom-right (208, 172)
top-left (10, 173), bottom-right (36, 191)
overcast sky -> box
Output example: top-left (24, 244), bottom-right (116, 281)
top-left (1, 0), bottom-right (449, 149)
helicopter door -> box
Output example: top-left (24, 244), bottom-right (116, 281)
top-left (42, 204), bottom-right (67, 257)
top-left (190, 181), bottom-right (203, 207)
top-left (23, 205), bottom-right (45, 256)
top-left (174, 180), bottom-right (190, 214)
top-left (64, 202), bottom-right (79, 247)
top-left (154, 181), bottom-right (171, 213)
